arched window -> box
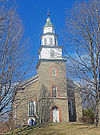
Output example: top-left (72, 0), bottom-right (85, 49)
top-left (50, 50), bottom-right (55, 58)
top-left (44, 38), bottom-right (47, 45)
top-left (52, 86), bottom-right (57, 97)
top-left (41, 39), bottom-right (43, 45)
top-left (28, 100), bottom-right (36, 116)
top-left (50, 38), bottom-right (53, 44)
top-left (55, 39), bottom-right (57, 46)
top-left (51, 66), bottom-right (57, 76)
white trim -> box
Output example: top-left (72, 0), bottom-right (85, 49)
top-left (28, 100), bottom-right (36, 116)
top-left (22, 78), bottom-right (38, 88)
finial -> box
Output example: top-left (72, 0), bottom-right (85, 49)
top-left (47, 10), bottom-right (49, 17)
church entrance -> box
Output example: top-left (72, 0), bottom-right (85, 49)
top-left (52, 106), bottom-right (59, 123)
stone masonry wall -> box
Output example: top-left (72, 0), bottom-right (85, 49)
top-left (13, 60), bottom-right (82, 125)
top-left (37, 61), bottom-right (69, 123)
top-left (74, 90), bottom-right (82, 121)
top-left (13, 79), bottom-right (38, 125)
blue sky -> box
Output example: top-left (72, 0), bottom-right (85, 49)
top-left (15, 0), bottom-right (79, 52)
top-left (15, 0), bottom-right (82, 77)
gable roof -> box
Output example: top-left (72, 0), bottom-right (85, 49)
top-left (18, 75), bottom-right (38, 89)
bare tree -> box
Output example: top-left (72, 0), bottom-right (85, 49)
top-left (0, 1), bottom-right (35, 118)
top-left (38, 85), bottom-right (53, 124)
top-left (64, 0), bottom-right (100, 126)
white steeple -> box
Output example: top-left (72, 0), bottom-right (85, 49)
top-left (39, 11), bottom-right (63, 60)
top-left (43, 17), bottom-right (55, 34)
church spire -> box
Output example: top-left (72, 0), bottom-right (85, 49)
top-left (44, 12), bottom-right (53, 28)
top-left (41, 12), bottom-right (58, 47)
top-left (37, 13), bottom-right (63, 63)
top-left (43, 11), bottom-right (55, 35)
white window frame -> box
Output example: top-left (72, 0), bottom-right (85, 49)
top-left (28, 100), bottom-right (36, 116)
top-left (52, 86), bottom-right (57, 97)
top-left (44, 38), bottom-right (47, 45)
top-left (50, 38), bottom-right (53, 44)
top-left (51, 67), bottom-right (57, 76)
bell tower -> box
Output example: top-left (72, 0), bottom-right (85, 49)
top-left (36, 12), bottom-right (69, 123)
top-left (39, 12), bottom-right (62, 60)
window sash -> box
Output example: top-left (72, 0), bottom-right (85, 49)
top-left (52, 87), bottom-right (57, 97)
top-left (50, 38), bottom-right (53, 44)
top-left (51, 67), bottom-right (56, 76)
top-left (28, 101), bottom-right (36, 116)
top-left (44, 38), bottom-right (47, 44)
top-left (50, 50), bottom-right (55, 58)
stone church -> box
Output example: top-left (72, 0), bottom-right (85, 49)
top-left (13, 15), bottom-right (82, 125)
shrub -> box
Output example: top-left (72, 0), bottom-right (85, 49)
top-left (80, 109), bottom-right (94, 124)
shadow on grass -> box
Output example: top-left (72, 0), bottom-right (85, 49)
top-left (7, 124), bottom-right (50, 135)
top-left (6, 126), bottom-right (35, 135)
top-left (6, 123), bottom-right (99, 135)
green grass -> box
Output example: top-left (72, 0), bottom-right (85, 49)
top-left (4, 123), bottom-right (100, 135)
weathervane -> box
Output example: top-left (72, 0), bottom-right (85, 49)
top-left (47, 10), bottom-right (50, 17)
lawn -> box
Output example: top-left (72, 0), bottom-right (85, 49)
top-left (5, 123), bottom-right (100, 135)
